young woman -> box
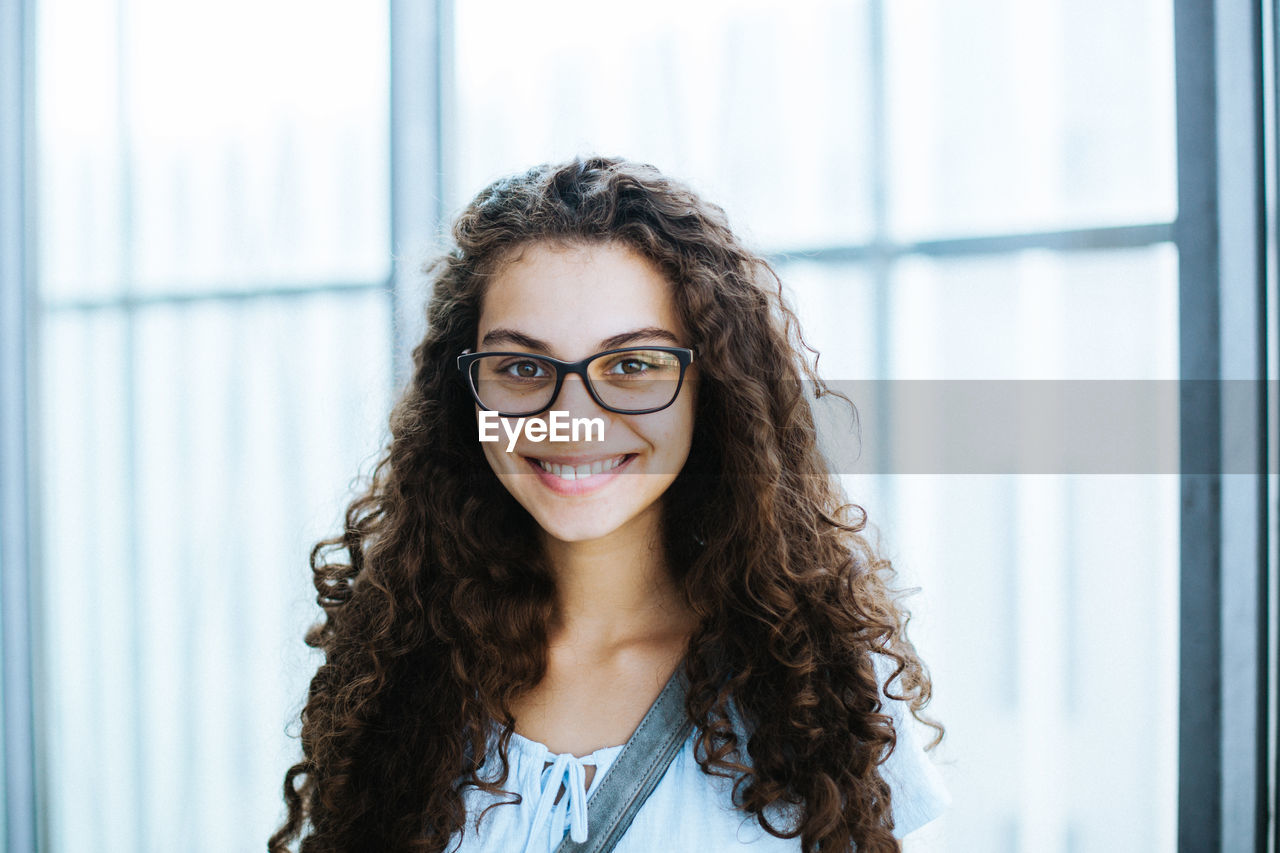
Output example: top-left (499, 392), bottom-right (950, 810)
top-left (270, 156), bottom-right (949, 853)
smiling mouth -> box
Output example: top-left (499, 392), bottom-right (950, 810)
top-left (525, 453), bottom-right (635, 481)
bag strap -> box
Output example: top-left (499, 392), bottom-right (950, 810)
top-left (553, 660), bottom-right (694, 853)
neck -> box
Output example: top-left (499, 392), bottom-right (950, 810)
top-left (540, 504), bottom-right (693, 654)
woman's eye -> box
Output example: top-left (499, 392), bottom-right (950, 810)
top-left (606, 358), bottom-right (651, 375)
top-left (502, 360), bottom-right (547, 379)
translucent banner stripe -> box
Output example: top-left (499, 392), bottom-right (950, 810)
top-left (490, 380), bottom-right (1275, 475)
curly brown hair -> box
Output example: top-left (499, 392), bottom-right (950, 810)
top-left (269, 155), bottom-right (943, 853)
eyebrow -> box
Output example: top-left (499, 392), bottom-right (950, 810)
top-left (479, 326), bottom-right (683, 352)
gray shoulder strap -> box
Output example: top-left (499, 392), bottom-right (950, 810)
top-left (554, 660), bottom-right (694, 853)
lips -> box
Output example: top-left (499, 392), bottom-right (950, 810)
top-left (522, 453), bottom-right (637, 495)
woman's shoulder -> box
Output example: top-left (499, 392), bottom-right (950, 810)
top-left (716, 651), bottom-right (951, 841)
top-left (867, 650), bottom-right (953, 838)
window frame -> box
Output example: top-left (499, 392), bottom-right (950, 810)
top-left (1172, 0), bottom-right (1276, 851)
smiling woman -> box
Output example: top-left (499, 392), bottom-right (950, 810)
top-left (269, 156), bottom-right (950, 853)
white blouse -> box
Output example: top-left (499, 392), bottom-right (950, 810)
top-left (447, 654), bottom-right (950, 852)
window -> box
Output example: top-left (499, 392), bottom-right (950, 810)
top-left (1, 1), bottom-right (1273, 851)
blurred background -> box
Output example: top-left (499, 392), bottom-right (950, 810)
top-left (1, 0), bottom-right (1275, 851)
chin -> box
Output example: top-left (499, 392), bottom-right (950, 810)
top-left (528, 506), bottom-right (634, 544)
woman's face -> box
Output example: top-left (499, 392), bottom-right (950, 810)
top-left (472, 240), bottom-right (697, 544)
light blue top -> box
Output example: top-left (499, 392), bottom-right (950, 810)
top-left (447, 653), bottom-right (950, 852)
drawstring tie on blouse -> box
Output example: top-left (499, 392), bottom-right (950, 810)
top-left (522, 751), bottom-right (591, 853)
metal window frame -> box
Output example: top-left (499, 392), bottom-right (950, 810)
top-left (1174, 0), bottom-right (1275, 851)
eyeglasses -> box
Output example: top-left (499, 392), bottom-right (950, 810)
top-left (457, 346), bottom-right (695, 417)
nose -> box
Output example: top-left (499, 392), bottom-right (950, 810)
top-left (549, 371), bottom-right (605, 417)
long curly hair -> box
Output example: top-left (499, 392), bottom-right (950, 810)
top-left (269, 155), bottom-right (943, 853)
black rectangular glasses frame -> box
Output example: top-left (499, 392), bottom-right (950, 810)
top-left (456, 345), bottom-right (695, 417)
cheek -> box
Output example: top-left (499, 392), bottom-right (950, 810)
top-left (481, 440), bottom-right (525, 481)
top-left (647, 408), bottom-right (696, 471)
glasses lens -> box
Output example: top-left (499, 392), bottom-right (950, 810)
top-left (588, 349), bottom-right (684, 412)
top-left (470, 354), bottom-right (558, 415)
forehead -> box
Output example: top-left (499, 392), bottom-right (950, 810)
top-left (477, 241), bottom-right (684, 357)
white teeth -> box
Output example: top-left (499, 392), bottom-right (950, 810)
top-left (534, 455), bottom-right (627, 481)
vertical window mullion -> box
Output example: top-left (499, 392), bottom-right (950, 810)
top-left (1174, 0), bottom-right (1271, 850)
top-left (0, 0), bottom-right (40, 851)
top-left (389, 0), bottom-right (452, 388)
